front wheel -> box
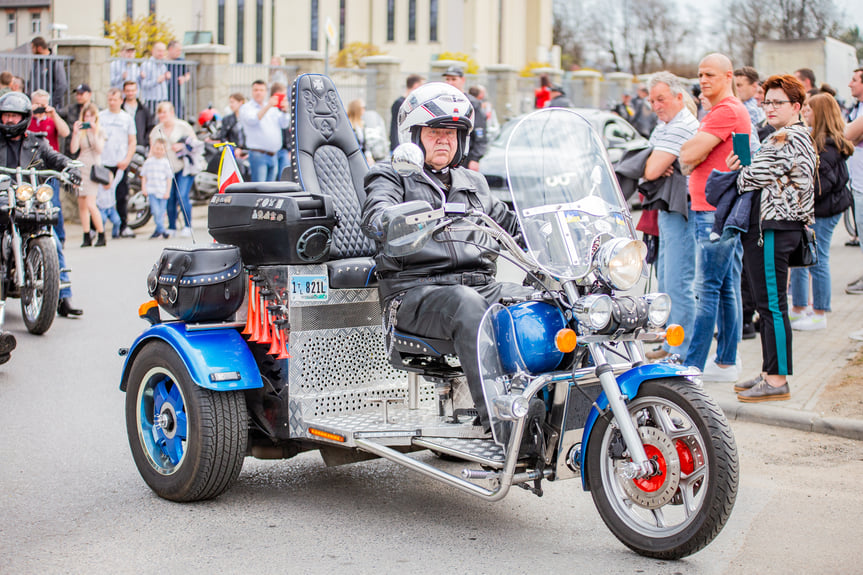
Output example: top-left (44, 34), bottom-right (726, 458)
top-left (586, 378), bottom-right (738, 559)
top-left (127, 190), bottom-right (151, 230)
top-left (21, 236), bottom-right (59, 335)
top-left (125, 341), bottom-right (248, 501)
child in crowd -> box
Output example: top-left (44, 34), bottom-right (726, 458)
top-left (96, 180), bottom-right (122, 238)
top-left (140, 138), bottom-right (174, 239)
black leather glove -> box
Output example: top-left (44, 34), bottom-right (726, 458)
top-left (67, 168), bottom-right (82, 187)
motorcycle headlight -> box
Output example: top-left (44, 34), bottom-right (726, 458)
top-left (644, 293), bottom-right (672, 327)
top-left (35, 184), bottom-right (54, 204)
top-left (573, 294), bottom-right (613, 331)
top-left (595, 238), bottom-right (647, 291)
top-left (15, 184), bottom-right (34, 203)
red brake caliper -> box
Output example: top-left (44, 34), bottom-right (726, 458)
top-left (675, 439), bottom-right (695, 475)
top-left (631, 444), bottom-right (666, 492)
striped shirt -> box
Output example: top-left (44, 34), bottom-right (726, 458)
top-left (140, 156), bottom-right (174, 199)
top-left (648, 107), bottom-right (699, 157)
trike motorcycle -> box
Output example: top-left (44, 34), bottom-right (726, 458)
top-left (0, 164), bottom-right (79, 358)
top-left (120, 98), bottom-right (737, 559)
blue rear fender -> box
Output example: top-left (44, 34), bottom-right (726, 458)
top-left (119, 322), bottom-right (263, 392)
top-left (576, 362), bottom-right (699, 489)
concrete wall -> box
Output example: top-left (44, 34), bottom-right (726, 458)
top-left (754, 37), bottom-right (858, 103)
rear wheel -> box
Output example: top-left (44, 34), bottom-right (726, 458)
top-left (125, 341), bottom-right (247, 501)
top-left (127, 190), bottom-right (151, 230)
top-left (844, 204), bottom-right (857, 240)
top-left (586, 378), bottom-right (738, 559)
top-left (21, 236), bottom-right (59, 335)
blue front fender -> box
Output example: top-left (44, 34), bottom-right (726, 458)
top-left (119, 323), bottom-right (263, 392)
top-left (577, 362), bottom-right (699, 489)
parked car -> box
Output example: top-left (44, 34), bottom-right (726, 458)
top-left (479, 108), bottom-right (648, 204)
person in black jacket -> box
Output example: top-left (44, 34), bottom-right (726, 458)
top-left (389, 74), bottom-right (423, 153)
top-left (122, 81), bottom-right (156, 149)
top-left (788, 93), bottom-right (855, 331)
top-left (362, 83), bottom-right (530, 431)
top-left (29, 37), bottom-right (67, 109)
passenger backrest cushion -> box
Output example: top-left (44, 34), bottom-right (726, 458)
top-left (291, 74), bottom-right (376, 259)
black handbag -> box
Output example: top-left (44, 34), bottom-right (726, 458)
top-left (789, 225), bottom-right (818, 268)
top-left (90, 165), bottom-right (112, 185)
top-left (147, 244), bottom-right (245, 322)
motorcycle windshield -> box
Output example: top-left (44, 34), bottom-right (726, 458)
top-left (505, 108), bottom-right (636, 280)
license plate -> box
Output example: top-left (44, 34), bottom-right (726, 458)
top-left (289, 275), bottom-right (328, 302)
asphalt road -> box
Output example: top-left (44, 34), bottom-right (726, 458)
top-left (1, 218), bottom-right (861, 574)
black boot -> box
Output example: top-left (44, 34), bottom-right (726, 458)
top-left (94, 232), bottom-right (107, 247)
top-left (81, 232), bottom-right (92, 247)
top-left (0, 330), bottom-right (16, 365)
top-left (58, 298), bottom-right (83, 317)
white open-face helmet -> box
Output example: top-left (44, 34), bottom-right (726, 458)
top-left (397, 82), bottom-right (474, 168)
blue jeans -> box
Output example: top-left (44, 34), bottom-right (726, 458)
top-left (686, 211), bottom-right (743, 370)
top-left (248, 150), bottom-right (278, 182)
top-left (656, 209), bottom-right (696, 359)
top-left (789, 213), bottom-right (841, 311)
top-left (49, 179), bottom-right (71, 300)
top-left (54, 231), bottom-right (71, 300)
top-left (149, 196), bottom-right (168, 235)
top-left (167, 172), bottom-right (193, 231)
top-left (100, 206), bottom-right (122, 237)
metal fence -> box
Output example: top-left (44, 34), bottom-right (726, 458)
top-left (329, 68), bottom-right (377, 111)
top-left (0, 53), bottom-right (74, 108)
top-left (229, 63), bottom-right (300, 100)
top-left (109, 57), bottom-right (199, 123)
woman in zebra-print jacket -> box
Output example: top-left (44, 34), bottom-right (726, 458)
top-left (726, 74), bottom-right (816, 403)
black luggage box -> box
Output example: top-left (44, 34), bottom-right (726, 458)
top-left (147, 243), bottom-right (245, 323)
top-left (208, 182), bottom-right (336, 265)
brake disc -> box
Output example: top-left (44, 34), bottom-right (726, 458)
top-left (617, 426), bottom-right (681, 509)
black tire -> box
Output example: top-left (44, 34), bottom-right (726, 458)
top-left (586, 378), bottom-right (739, 559)
top-left (125, 341), bottom-right (248, 502)
top-left (21, 236), bottom-right (59, 335)
top-left (127, 190), bottom-right (151, 230)
top-left (844, 204), bottom-right (857, 239)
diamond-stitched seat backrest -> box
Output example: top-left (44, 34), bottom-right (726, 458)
top-left (291, 74), bottom-right (376, 259)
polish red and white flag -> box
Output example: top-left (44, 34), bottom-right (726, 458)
top-left (217, 144), bottom-right (243, 194)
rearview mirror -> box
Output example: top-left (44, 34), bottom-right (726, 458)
top-left (391, 143), bottom-right (425, 177)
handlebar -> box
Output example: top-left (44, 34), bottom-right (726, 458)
top-left (0, 163), bottom-right (82, 187)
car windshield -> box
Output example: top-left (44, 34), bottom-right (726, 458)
top-left (505, 108), bottom-right (635, 280)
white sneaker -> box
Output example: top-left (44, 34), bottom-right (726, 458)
top-left (180, 227), bottom-right (192, 237)
top-left (701, 359), bottom-right (740, 383)
top-left (788, 309), bottom-right (810, 323)
top-left (791, 314), bottom-right (827, 331)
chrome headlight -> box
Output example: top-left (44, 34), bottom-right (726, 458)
top-left (15, 183), bottom-right (34, 203)
top-left (35, 184), bottom-right (54, 204)
top-left (595, 238), bottom-right (646, 291)
top-left (644, 293), bottom-right (672, 327)
top-left (573, 294), bottom-right (613, 331)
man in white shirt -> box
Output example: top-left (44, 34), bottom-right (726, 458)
top-left (845, 68), bottom-right (863, 295)
top-left (239, 79), bottom-right (290, 182)
top-left (100, 88), bottom-right (137, 237)
top-left (140, 42), bottom-right (170, 114)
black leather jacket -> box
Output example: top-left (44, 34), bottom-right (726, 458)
top-left (362, 162), bottom-right (519, 300)
top-left (0, 131), bottom-right (74, 173)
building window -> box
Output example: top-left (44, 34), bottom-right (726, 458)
top-left (386, 0), bottom-right (394, 42)
top-left (126, 0), bottom-right (133, 18)
top-left (6, 12), bottom-right (15, 36)
top-left (237, 0), bottom-right (245, 62)
top-left (104, 0), bottom-right (110, 31)
top-left (408, 0), bottom-right (416, 42)
top-left (30, 12), bottom-right (40, 34)
top-left (255, 0), bottom-right (263, 63)
top-left (149, 0), bottom-right (156, 15)
top-left (310, 0), bottom-right (318, 51)
top-left (429, 0), bottom-right (438, 42)
top-left (218, 0), bottom-right (225, 45)
top-left (339, 0), bottom-right (345, 51)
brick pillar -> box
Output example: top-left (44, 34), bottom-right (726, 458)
top-left (360, 55), bottom-right (402, 132)
top-left (282, 51), bottom-right (325, 76)
top-left (569, 70), bottom-right (602, 109)
top-left (52, 36), bottom-right (112, 107)
top-left (486, 64), bottom-right (518, 122)
top-left (606, 72), bottom-right (635, 104)
top-left (184, 44), bottom-right (231, 114)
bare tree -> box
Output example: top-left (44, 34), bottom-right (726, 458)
top-left (553, 0), bottom-right (586, 69)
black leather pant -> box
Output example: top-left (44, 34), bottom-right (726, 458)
top-left (394, 281), bottom-right (533, 428)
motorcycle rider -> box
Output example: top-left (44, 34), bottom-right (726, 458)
top-left (0, 92), bottom-right (81, 363)
top-left (361, 82), bottom-right (531, 431)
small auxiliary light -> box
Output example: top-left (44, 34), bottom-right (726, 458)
top-left (555, 328), bottom-right (577, 353)
top-left (665, 324), bottom-right (685, 347)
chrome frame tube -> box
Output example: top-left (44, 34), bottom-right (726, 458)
top-left (10, 224), bottom-right (24, 289)
top-left (588, 342), bottom-right (650, 473)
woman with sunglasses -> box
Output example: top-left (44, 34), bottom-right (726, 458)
top-left (726, 74), bottom-right (816, 402)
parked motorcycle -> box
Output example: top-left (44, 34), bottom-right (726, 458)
top-left (0, 164), bottom-right (80, 344)
top-left (119, 106), bottom-right (737, 559)
top-left (125, 145), bottom-right (151, 230)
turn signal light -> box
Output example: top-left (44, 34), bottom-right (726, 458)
top-left (665, 324), bottom-right (685, 347)
top-left (555, 328), bottom-right (577, 353)
top-left (308, 428), bottom-right (346, 443)
top-left (138, 300), bottom-right (161, 325)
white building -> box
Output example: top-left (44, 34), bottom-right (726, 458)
top-left (0, 0), bottom-right (49, 53)
top-left (50, 0), bottom-right (552, 72)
